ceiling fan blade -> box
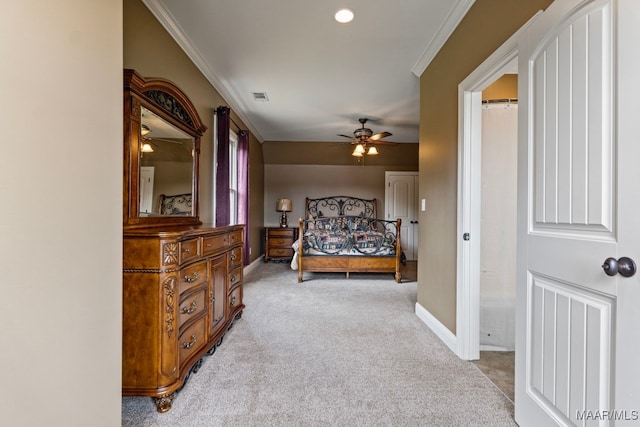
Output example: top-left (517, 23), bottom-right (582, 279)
top-left (370, 140), bottom-right (399, 146)
top-left (369, 131), bottom-right (392, 141)
top-left (149, 137), bottom-right (184, 145)
top-left (337, 134), bottom-right (355, 140)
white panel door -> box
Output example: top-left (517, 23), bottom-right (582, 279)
top-left (516, 0), bottom-right (640, 425)
top-left (139, 166), bottom-right (155, 214)
top-left (385, 172), bottom-right (418, 260)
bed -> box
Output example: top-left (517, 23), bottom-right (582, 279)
top-left (158, 193), bottom-right (192, 215)
top-left (293, 196), bottom-right (402, 283)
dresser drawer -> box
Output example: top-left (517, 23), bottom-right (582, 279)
top-left (178, 287), bottom-right (207, 330)
top-left (269, 236), bottom-right (294, 247)
top-left (178, 316), bottom-right (207, 366)
top-left (229, 230), bottom-right (243, 246)
top-left (268, 228), bottom-right (294, 238)
top-left (229, 266), bottom-right (243, 290)
top-left (267, 247), bottom-right (293, 258)
top-left (229, 246), bottom-right (243, 269)
top-left (202, 234), bottom-right (228, 255)
top-left (228, 285), bottom-right (243, 313)
top-left (180, 261), bottom-right (207, 293)
top-left (180, 238), bottom-right (200, 264)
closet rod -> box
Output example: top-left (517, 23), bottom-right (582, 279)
top-left (482, 97), bottom-right (518, 104)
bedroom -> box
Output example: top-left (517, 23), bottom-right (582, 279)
top-left (16, 0), bottom-right (638, 425)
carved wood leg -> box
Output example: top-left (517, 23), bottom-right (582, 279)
top-left (395, 271), bottom-right (402, 283)
top-left (153, 393), bottom-right (175, 413)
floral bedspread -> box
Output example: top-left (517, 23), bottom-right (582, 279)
top-left (301, 216), bottom-right (397, 256)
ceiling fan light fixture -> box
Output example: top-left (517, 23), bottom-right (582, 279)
top-left (141, 142), bottom-right (154, 153)
top-left (352, 149), bottom-right (363, 157)
top-left (141, 124), bottom-right (151, 136)
top-left (354, 143), bottom-right (365, 154)
top-left (335, 8), bottom-right (354, 24)
top-left (367, 146), bottom-right (379, 155)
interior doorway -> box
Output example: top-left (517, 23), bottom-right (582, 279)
top-left (473, 88), bottom-right (518, 401)
top-left (454, 15), bottom-right (540, 396)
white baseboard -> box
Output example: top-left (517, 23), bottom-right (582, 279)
top-left (415, 302), bottom-right (458, 355)
top-left (244, 256), bottom-right (263, 276)
top-left (479, 345), bottom-right (513, 352)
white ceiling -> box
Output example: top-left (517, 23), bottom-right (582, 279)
top-left (143, 0), bottom-right (475, 143)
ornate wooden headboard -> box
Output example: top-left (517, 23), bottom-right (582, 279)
top-left (305, 196), bottom-right (377, 219)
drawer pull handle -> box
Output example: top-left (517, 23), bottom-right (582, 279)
top-left (182, 334), bottom-right (197, 349)
top-left (206, 243), bottom-right (212, 248)
top-left (230, 296), bottom-right (237, 306)
top-left (181, 301), bottom-right (197, 314)
top-left (230, 253), bottom-right (236, 261)
top-left (183, 248), bottom-right (191, 253)
top-left (184, 272), bottom-right (199, 283)
top-left (230, 274), bottom-right (236, 283)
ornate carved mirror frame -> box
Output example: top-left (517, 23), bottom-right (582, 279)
top-left (123, 69), bottom-right (207, 229)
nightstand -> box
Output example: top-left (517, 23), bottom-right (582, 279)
top-left (264, 227), bottom-right (298, 262)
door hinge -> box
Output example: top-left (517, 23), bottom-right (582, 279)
top-left (463, 233), bottom-right (470, 241)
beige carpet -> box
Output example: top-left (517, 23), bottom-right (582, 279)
top-left (122, 262), bottom-right (515, 426)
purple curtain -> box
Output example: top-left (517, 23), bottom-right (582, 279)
top-left (238, 130), bottom-right (250, 265)
top-left (215, 106), bottom-right (230, 226)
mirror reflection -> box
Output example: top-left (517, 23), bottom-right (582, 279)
top-left (139, 107), bottom-right (195, 216)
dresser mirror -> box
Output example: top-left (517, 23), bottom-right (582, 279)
top-left (123, 69), bottom-right (207, 228)
top-left (139, 107), bottom-right (195, 216)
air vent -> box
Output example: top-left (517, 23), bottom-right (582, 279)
top-left (252, 92), bottom-right (269, 102)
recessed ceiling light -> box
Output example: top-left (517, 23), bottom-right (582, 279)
top-left (335, 8), bottom-right (354, 24)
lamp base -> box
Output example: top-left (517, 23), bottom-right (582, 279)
top-left (280, 212), bottom-right (288, 228)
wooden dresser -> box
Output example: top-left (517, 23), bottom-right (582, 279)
top-left (123, 224), bottom-right (244, 412)
top-left (264, 227), bottom-right (298, 262)
top-left (122, 70), bottom-right (247, 412)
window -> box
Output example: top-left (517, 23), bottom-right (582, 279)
top-left (228, 130), bottom-right (239, 225)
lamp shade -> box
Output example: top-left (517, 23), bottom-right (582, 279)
top-left (276, 198), bottom-right (292, 212)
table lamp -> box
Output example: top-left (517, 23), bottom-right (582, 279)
top-left (276, 198), bottom-right (292, 228)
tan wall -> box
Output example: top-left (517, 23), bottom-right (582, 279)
top-left (482, 74), bottom-right (518, 100)
top-left (264, 164), bottom-right (417, 227)
top-left (1, 1), bottom-right (123, 425)
top-left (263, 140), bottom-right (419, 167)
top-left (124, 0), bottom-right (264, 263)
top-left (418, 0), bottom-right (553, 334)
top-left (263, 141), bottom-right (418, 251)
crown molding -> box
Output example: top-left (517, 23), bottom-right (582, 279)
top-left (142, 0), bottom-right (265, 142)
top-left (411, 0), bottom-right (476, 77)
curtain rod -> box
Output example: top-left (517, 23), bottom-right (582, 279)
top-left (215, 108), bottom-right (243, 131)
top-left (482, 97), bottom-right (518, 104)
top-left (230, 118), bottom-right (241, 131)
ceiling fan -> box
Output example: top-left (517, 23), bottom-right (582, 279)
top-left (140, 124), bottom-right (186, 152)
top-left (338, 118), bottom-right (397, 157)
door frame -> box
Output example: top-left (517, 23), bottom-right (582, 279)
top-left (455, 13), bottom-right (542, 360)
